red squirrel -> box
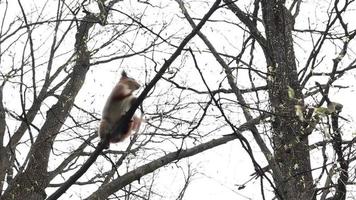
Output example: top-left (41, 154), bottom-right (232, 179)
top-left (98, 71), bottom-right (142, 145)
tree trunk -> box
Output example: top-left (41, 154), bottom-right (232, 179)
top-left (0, 13), bottom-right (96, 200)
top-left (261, 1), bottom-right (315, 199)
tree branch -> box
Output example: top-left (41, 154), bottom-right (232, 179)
top-left (175, 0), bottom-right (283, 186)
top-left (46, 1), bottom-right (222, 199)
top-left (86, 115), bottom-right (265, 199)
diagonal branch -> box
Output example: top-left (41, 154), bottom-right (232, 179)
top-left (175, 0), bottom-right (283, 185)
top-left (86, 115), bottom-right (266, 200)
top-left (223, 0), bottom-right (272, 64)
top-left (46, 1), bottom-right (222, 199)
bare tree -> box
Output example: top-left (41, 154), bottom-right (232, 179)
top-left (0, 0), bottom-right (356, 200)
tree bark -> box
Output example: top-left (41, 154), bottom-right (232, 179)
top-left (0, 85), bottom-right (8, 195)
top-left (261, 0), bottom-right (315, 199)
top-left (0, 13), bottom-right (96, 200)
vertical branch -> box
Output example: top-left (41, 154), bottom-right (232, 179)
top-left (321, 82), bottom-right (348, 200)
top-left (175, 0), bottom-right (283, 187)
top-left (0, 84), bottom-right (7, 194)
top-left (17, 0), bottom-right (37, 98)
top-left (0, 85), bottom-right (5, 157)
top-left (330, 111), bottom-right (348, 200)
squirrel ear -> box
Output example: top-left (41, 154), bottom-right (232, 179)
top-left (121, 70), bottom-right (128, 78)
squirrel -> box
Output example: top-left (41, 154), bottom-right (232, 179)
top-left (98, 71), bottom-right (142, 146)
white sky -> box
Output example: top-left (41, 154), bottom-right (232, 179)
top-left (1, 0), bottom-right (356, 199)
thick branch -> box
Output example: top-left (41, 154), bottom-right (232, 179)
top-left (0, 85), bottom-right (7, 194)
top-left (86, 115), bottom-right (265, 200)
top-left (176, 0), bottom-right (283, 185)
top-left (46, 1), bottom-right (222, 199)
